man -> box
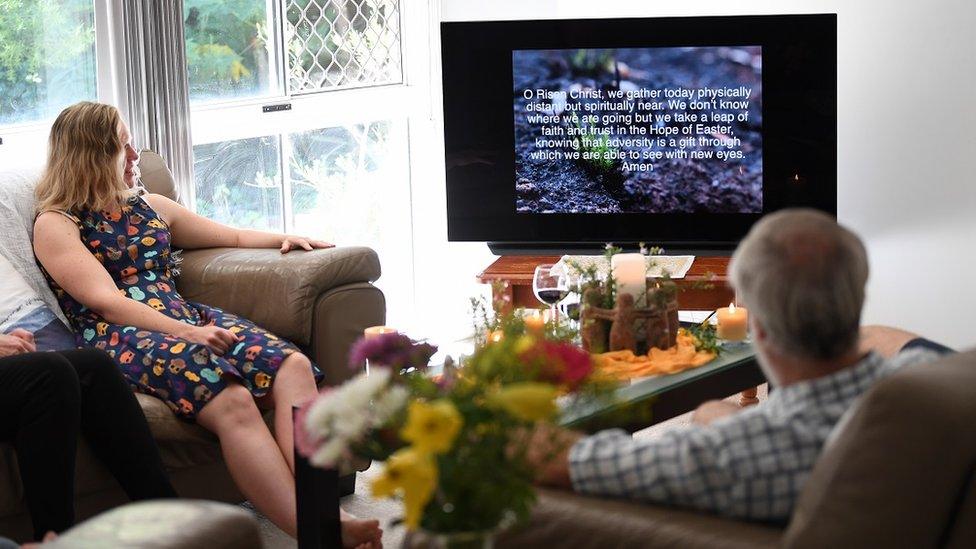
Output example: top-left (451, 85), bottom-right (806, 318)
top-left (531, 209), bottom-right (951, 522)
top-left (0, 329), bottom-right (177, 543)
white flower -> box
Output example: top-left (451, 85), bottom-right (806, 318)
top-left (333, 412), bottom-right (369, 440)
top-left (371, 384), bottom-right (408, 428)
top-left (310, 436), bottom-right (348, 468)
top-left (301, 367), bottom-right (400, 468)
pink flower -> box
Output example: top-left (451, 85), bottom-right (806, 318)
top-left (348, 333), bottom-right (438, 373)
top-left (293, 399), bottom-right (320, 459)
top-left (520, 340), bottom-right (594, 390)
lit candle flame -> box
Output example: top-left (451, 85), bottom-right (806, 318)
top-left (729, 302), bottom-right (736, 313)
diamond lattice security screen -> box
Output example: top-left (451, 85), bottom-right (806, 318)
top-left (285, 0), bottom-right (402, 93)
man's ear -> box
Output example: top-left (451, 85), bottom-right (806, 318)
top-left (750, 314), bottom-right (767, 344)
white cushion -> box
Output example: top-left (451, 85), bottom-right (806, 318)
top-left (0, 167), bottom-right (69, 325)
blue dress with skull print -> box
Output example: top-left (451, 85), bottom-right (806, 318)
top-left (40, 194), bottom-right (322, 419)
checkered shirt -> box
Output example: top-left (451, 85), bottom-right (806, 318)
top-left (569, 348), bottom-right (939, 522)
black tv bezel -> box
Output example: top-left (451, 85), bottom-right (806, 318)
top-left (441, 13), bottom-right (837, 251)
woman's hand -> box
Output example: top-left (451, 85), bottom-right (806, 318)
top-left (0, 329), bottom-right (37, 358)
top-left (178, 325), bottom-right (242, 355)
top-left (279, 235), bottom-right (334, 254)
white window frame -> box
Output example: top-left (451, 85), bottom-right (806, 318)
top-left (187, 0), bottom-right (429, 229)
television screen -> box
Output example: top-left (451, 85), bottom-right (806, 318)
top-left (442, 14), bottom-right (836, 251)
top-left (512, 45), bottom-right (763, 214)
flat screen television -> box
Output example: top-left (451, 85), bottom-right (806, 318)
top-left (441, 14), bottom-right (837, 253)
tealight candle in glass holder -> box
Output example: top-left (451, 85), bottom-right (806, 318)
top-left (716, 303), bottom-right (748, 341)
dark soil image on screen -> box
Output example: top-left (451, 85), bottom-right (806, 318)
top-left (513, 47), bottom-right (762, 214)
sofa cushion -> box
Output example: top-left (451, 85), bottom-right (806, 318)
top-left (0, 254), bottom-right (76, 351)
top-left (48, 500), bottom-right (261, 549)
top-left (0, 168), bottom-right (67, 325)
top-left (783, 349), bottom-right (976, 548)
top-left (137, 150), bottom-right (179, 202)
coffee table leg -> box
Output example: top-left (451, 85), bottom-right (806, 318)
top-left (739, 386), bottom-right (760, 406)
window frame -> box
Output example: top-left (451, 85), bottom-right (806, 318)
top-left (186, 0), bottom-right (428, 229)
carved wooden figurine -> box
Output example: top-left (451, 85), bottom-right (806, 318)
top-left (579, 284), bottom-right (679, 355)
top-left (609, 293), bottom-right (637, 351)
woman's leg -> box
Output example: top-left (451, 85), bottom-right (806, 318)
top-left (196, 383), bottom-right (300, 536)
top-left (266, 353), bottom-right (383, 547)
top-left (263, 352), bottom-right (319, 473)
top-left (200, 370), bottom-right (382, 547)
top-left (0, 353), bottom-right (81, 539)
top-left (61, 349), bottom-right (177, 500)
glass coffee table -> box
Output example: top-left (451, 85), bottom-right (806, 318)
top-left (561, 342), bottom-right (765, 433)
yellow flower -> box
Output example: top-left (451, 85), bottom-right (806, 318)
top-left (371, 447), bottom-right (437, 530)
top-left (400, 399), bottom-right (463, 454)
top-left (488, 382), bottom-right (559, 422)
top-left (513, 335), bottom-right (536, 354)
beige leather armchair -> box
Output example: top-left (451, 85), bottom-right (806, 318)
top-left (499, 349), bottom-right (976, 548)
top-left (0, 151), bottom-right (384, 541)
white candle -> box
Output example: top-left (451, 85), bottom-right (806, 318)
top-left (716, 303), bottom-right (748, 341)
top-left (611, 253), bottom-right (647, 306)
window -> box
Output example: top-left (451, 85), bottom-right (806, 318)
top-left (183, 0), bottom-right (281, 103)
top-left (0, 0), bottom-right (115, 166)
top-left (184, 0), bottom-right (415, 327)
top-left (285, 0), bottom-right (402, 92)
top-left (0, 0), bottom-right (98, 127)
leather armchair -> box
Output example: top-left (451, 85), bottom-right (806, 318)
top-left (499, 349), bottom-right (976, 548)
top-left (0, 151), bottom-right (385, 542)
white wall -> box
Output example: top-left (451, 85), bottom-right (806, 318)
top-left (434, 0), bottom-right (976, 349)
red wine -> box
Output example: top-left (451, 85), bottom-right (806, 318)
top-left (535, 288), bottom-right (568, 305)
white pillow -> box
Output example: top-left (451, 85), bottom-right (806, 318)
top-left (0, 167), bottom-right (69, 325)
top-left (0, 254), bottom-right (50, 331)
top-left (0, 253), bottom-right (77, 351)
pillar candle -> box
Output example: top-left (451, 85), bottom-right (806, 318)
top-left (716, 303), bottom-right (748, 341)
top-left (611, 253), bottom-right (647, 306)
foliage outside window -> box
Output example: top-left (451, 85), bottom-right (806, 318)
top-left (0, 0), bottom-right (96, 126)
top-left (182, 0), bottom-right (402, 104)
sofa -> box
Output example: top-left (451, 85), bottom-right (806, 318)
top-left (0, 152), bottom-right (385, 541)
top-left (499, 348), bottom-right (976, 548)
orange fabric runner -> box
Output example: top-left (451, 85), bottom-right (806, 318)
top-left (594, 331), bottom-right (716, 380)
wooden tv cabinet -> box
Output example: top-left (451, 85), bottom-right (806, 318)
top-left (477, 255), bottom-right (734, 311)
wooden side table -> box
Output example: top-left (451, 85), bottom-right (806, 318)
top-left (476, 255), bottom-right (734, 311)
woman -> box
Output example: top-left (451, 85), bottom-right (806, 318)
top-left (0, 329), bottom-right (176, 542)
top-left (33, 102), bottom-right (381, 548)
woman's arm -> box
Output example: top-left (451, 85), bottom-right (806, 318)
top-left (33, 213), bottom-right (239, 354)
top-left (145, 194), bottom-right (334, 253)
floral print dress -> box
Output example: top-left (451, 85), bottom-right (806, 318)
top-left (41, 193), bottom-right (322, 418)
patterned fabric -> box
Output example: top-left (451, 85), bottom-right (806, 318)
top-left (41, 194), bottom-right (322, 418)
top-left (568, 348), bottom-right (941, 522)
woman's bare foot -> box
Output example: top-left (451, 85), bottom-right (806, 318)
top-left (341, 516), bottom-right (382, 549)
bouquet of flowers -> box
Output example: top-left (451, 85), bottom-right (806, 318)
top-left (296, 317), bottom-right (608, 537)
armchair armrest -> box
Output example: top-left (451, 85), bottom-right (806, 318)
top-left (497, 488), bottom-right (781, 549)
top-left (176, 246), bottom-right (381, 347)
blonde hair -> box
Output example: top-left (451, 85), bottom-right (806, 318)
top-left (36, 101), bottom-right (132, 213)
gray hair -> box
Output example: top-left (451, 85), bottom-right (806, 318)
top-left (730, 209), bottom-right (869, 360)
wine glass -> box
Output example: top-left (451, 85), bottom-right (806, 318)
top-left (533, 264), bottom-right (569, 320)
